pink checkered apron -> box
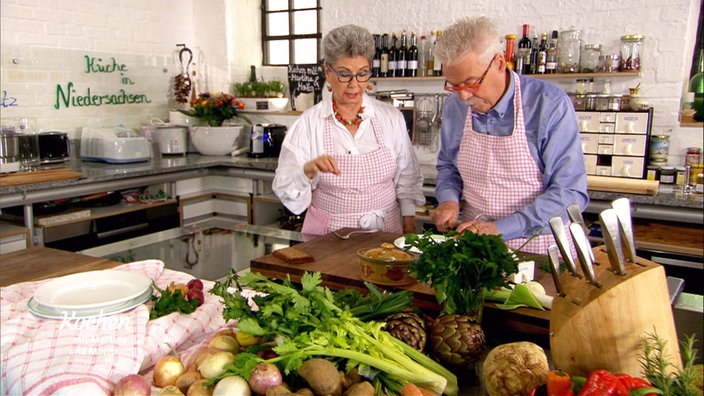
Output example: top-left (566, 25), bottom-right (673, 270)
top-left (300, 116), bottom-right (402, 235)
top-left (456, 71), bottom-right (570, 255)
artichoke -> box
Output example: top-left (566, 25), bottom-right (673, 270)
top-left (384, 312), bottom-right (427, 351)
top-left (430, 314), bottom-right (486, 368)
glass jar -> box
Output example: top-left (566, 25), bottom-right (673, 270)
top-left (595, 94), bottom-right (610, 111)
top-left (580, 43), bottom-right (601, 73)
top-left (570, 93), bottom-right (587, 110)
top-left (585, 94), bottom-right (597, 111)
top-left (685, 147), bottom-right (701, 166)
top-left (649, 135), bottom-right (670, 162)
top-left (599, 54), bottom-right (619, 73)
top-left (659, 166), bottom-right (676, 184)
top-left (575, 78), bottom-right (589, 94)
top-left (619, 34), bottom-right (644, 71)
top-left (557, 28), bottom-right (582, 73)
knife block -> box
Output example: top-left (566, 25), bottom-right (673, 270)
top-left (550, 245), bottom-right (681, 377)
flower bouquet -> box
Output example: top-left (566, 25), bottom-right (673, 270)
top-left (181, 92), bottom-right (248, 127)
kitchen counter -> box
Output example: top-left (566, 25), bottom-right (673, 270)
top-left (1, 155), bottom-right (701, 223)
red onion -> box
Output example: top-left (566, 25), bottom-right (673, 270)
top-left (247, 362), bottom-right (282, 395)
top-left (113, 374), bottom-right (151, 396)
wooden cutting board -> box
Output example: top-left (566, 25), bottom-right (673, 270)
top-left (0, 168), bottom-right (82, 187)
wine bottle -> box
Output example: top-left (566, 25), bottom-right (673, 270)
top-left (426, 31), bottom-right (435, 74)
top-left (545, 30), bottom-right (558, 74)
top-left (537, 32), bottom-right (548, 74)
top-left (372, 34), bottom-right (381, 78)
top-left (517, 24), bottom-right (532, 75)
top-left (388, 33), bottom-right (399, 77)
top-left (432, 30), bottom-right (443, 76)
top-left (407, 32), bottom-right (419, 77)
top-left (529, 32), bottom-right (539, 74)
top-left (505, 34), bottom-right (516, 71)
top-left (397, 30), bottom-right (409, 77)
top-left (418, 34), bottom-right (428, 77)
top-left (380, 33), bottom-right (390, 77)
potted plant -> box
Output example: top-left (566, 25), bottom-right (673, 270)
top-left (233, 66), bottom-right (289, 111)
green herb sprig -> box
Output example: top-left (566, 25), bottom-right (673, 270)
top-left (405, 230), bottom-right (519, 316)
top-left (149, 282), bottom-right (198, 320)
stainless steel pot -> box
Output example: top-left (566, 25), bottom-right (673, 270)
top-left (0, 130), bottom-right (20, 173)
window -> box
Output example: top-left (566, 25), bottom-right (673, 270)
top-left (262, 0), bottom-right (321, 66)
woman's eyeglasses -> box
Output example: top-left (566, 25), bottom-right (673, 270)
top-left (443, 57), bottom-right (495, 94)
top-left (327, 64), bottom-right (371, 83)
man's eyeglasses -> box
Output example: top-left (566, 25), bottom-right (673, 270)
top-left (326, 64), bottom-right (371, 83)
top-left (443, 57), bottom-right (495, 94)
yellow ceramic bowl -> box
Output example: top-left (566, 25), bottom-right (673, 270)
top-left (357, 243), bottom-right (418, 286)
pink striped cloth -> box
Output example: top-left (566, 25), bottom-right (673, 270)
top-left (0, 260), bottom-right (228, 395)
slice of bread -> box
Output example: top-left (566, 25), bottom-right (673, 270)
top-left (272, 246), bottom-right (315, 264)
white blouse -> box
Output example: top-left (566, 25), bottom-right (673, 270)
top-left (273, 94), bottom-right (425, 216)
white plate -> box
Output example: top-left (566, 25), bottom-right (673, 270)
top-left (33, 270), bottom-right (152, 310)
top-left (28, 287), bottom-right (151, 320)
top-left (394, 234), bottom-right (448, 253)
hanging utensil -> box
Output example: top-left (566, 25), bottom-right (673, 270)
top-left (569, 222), bottom-right (601, 288)
top-left (549, 216), bottom-right (581, 278)
top-left (414, 96), bottom-right (433, 146)
top-left (611, 198), bottom-right (638, 264)
top-left (174, 44), bottom-right (193, 104)
top-left (599, 208), bottom-right (627, 275)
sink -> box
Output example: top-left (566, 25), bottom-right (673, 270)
top-left (79, 219), bottom-right (303, 281)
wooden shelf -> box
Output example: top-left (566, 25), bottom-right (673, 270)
top-left (370, 70), bottom-right (641, 83)
top-left (680, 113), bottom-right (703, 128)
top-left (33, 199), bottom-right (178, 228)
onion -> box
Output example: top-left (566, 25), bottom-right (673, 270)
top-left (113, 374), bottom-right (151, 396)
top-left (153, 355), bottom-right (186, 387)
top-left (212, 375), bottom-right (251, 396)
top-left (198, 351), bottom-right (236, 379)
top-left (248, 362), bottom-right (282, 395)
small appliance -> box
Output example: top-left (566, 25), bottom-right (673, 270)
top-left (248, 123), bottom-right (286, 158)
top-left (0, 129), bottom-right (20, 173)
top-left (38, 131), bottom-right (70, 164)
top-left (155, 125), bottom-right (188, 155)
top-left (80, 127), bottom-right (151, 163)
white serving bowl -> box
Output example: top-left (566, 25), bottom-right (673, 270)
top-left (189, 125), bottom-right (244, 156)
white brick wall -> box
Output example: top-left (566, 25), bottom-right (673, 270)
top-left (1, 0), bottom-right (701, 165)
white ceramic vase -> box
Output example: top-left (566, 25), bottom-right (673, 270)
top-left (190, 125), bottom-right (245, 156)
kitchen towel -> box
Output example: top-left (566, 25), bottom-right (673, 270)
top-left (0, 260), bottom-right (227, 395)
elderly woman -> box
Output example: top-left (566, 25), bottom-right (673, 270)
top-left (273, 24), bottom-right (424, 236)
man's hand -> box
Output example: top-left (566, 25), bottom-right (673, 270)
top-left (432, 201), bottom-right (460, 232)
top-left (304, 155), bottom-right (340, 179)
top-left (456, 220), bottom-right (499, 235)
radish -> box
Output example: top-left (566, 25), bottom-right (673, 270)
top-left (113, 374), bottom-right (150, 396)
top-left (248, 362), bottom-right (282, 395)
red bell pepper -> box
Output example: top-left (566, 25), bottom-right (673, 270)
top-left (614, 373), bottom-right (662, 396)
top-left (577, 369), bottom-right (629, 396)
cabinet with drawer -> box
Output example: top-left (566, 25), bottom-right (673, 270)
top-left (575, 109), bottom-right (653, 179)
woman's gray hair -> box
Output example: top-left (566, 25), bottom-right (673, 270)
top-left (323, 24), bottom-right (375, 65)
top-left (434, 17), bottom-right (505, 67)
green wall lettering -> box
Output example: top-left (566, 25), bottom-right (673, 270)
top-left (54, 82), bottom-right (151, 109)
top-left (84, 55), bottom-right (128, 74)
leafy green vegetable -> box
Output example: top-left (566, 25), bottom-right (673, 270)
top-left (492, 283), bottom-right (545, 310)
top-left (334, 282), bottom-right (414, 322)
top-left (209, 270), bottom-right (458, 396)
top-left (149, 282), bottom-right (198, 320)
top-left (405, 230), bottom-right (519, 316)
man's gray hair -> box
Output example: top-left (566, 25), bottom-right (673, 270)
top-left (435, 16), bottom-right (505, 66)
top-left (323, 24), bottom-right (375, 65)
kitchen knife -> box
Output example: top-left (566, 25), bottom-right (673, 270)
top-left (547, 244), bottom-right (566, 297)
top-left (569, 222), bottom-right (602, 288)
top-left (599, 208), bottom-right (627, 275)
top-left (566, 204), bottom-right (596, 263)
top-left (611, 198), bottom-right (638, 264)
top-left (549, 216), bottom-right (581, 278)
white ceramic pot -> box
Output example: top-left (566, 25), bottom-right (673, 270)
top-left (190, 125), bottom-right (244, 156)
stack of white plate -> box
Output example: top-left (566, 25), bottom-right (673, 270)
top-left (28, 270), bottom-right (152, 319)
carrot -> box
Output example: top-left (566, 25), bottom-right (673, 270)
top-left (400, 382), bottom-right (439, 396)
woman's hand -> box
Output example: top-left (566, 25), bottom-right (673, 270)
top-left (303, 155), bottom-right (340, 179)
top-left (432, 201), bottom-right (460, 232)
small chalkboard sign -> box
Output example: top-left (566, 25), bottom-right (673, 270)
top-left (287, 63), bottom-right (325, 111)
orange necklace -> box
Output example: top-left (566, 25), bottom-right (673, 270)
top-left (332, 100), bottom-right (364, 127)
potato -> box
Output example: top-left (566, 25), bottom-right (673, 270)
top-left (175, 370), bottom-right (203, 394)
top-left (266, 384), bottom-right (293, 396)
top-left (343, 381), bottom-right (374, 396)
top-left (298, 358), bottom-right (342, 396)
top-left (158, 385), bottom-right (185, 395)
top-left (292, 389), bottom-right (314, 396)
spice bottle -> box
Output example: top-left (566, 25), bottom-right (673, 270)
top-left (619, 35), bottom-right (644, 71)
top-left (659, 166), bottom-right (676, 184)
top-left (685, 147), bottom-right (701, 166)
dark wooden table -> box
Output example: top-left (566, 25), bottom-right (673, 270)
top-left (0, 246), bottom-right (121, 287)
top-left (250, 229), bottom-right (553, 345)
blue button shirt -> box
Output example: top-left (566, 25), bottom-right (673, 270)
top-left (435, 72), bottom-right (589, 240)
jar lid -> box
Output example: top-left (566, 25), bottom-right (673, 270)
top-left (620, 34), bottom-right (645, 42)
top-left (687, 147), bottom-right (701, 152)
top-left (660, 166), bottom-right (675, 170)
top-left (675, 166), bottom-right (686, 170)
